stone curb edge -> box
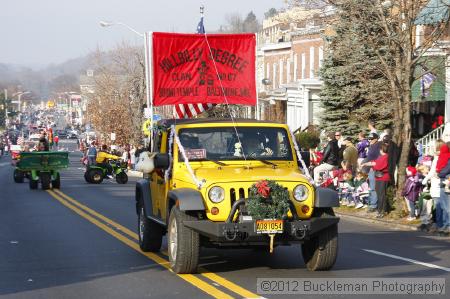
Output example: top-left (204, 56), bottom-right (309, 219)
top-left (335, 211), bottom-right (418, 231)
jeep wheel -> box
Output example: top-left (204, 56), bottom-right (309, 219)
top-left (168, 206), bottom-right (199, 274)
top-left (301, 208), bottom-right (338, 271)
top-left (138, 205), bottom-right (163, 252)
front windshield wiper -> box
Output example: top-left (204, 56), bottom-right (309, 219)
top-left (198, 158), bottom-right (228, 166)
top-left (248, 158), bottom-right (277, 167)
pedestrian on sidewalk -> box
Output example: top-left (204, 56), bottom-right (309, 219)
top-left (356, 132), bottom-right (369, 167)
top-left (437, 142), bottom-right (450, 235)
top-left (314, 132), bottom-right (339, 184)
top-left (422, 140), bottom-right (444, 233)
top-left (362, 143), bottom-right (390, 218)
top-left (87, 141), bottom-right (97, 166)
top-left (353, 172), bottom-right (369, 209)
top-left (342, 137), bottom-right (358, 175)
top-left (54, 135), bottom-right (59, 149)
top-left (361, 132), bottom-right (382, 213)
top-left (401, 166), bottom-right (422, 221)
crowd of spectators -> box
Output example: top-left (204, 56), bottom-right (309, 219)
top-left (310, 121), bottom-right (449, 236)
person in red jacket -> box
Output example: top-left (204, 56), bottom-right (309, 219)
top-left (436, 143), bottom-right (450, 174)
top-left (362, 143), bottom-right (390, 218)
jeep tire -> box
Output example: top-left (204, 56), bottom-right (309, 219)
top-left (138, 204), bottom-right (163, 252)
top-left (168, 206), bottom-right (199, 274)
top-left (301, 208), bottom-right (338, 271)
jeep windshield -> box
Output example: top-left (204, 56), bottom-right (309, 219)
top-left (177, 127), bottom-right (293, 162)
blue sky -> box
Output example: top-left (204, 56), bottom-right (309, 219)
top-left (0, 0), bottom-right (285, 67)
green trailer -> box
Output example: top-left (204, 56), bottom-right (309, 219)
top-left (15, 151), bottom-right (69, 190)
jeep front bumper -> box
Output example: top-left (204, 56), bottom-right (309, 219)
top-left (183, 217), bottom-right (339, 246)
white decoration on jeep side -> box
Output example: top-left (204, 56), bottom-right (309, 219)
top-left (175, 134), bottom-right (205, 189)
top-left (164, 126), bottom-right (175, 182)
top-left (290, 129), bottom-right (313, 183)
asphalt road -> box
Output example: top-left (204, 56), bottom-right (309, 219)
top-left (1, 140), bottom-right (449, 299)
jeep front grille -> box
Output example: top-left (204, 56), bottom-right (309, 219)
top-left (229, 187), bottom-right (252, 206)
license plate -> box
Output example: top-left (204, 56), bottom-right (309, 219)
top-left (255, 220), bottom-right (283, 234)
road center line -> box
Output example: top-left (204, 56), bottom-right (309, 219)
top-left (51, 189), bottom-right (262, 299)
top-left (47, 190), bottom-right (234, 299)
top-left (363, 249), bottom-right (450, 272)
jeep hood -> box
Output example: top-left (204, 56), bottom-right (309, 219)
top-left (175, 164), bottom-right (310, 187)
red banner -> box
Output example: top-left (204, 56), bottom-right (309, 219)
top-left (152, 32), bottom-right (256, 106)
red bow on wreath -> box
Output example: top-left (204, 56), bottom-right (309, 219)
top-left (255, 180), bottom-right (270, 198)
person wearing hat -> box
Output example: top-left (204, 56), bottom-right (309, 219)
top-left (342, 137), bottom-right (358, 174)
top-left (314, 132), bottom-right (340, 184)
top-left (361, 132), bottom-right (382, 212)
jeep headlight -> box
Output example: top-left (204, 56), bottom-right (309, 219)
top-left (293, 185), bottom-right (308, 202)
top-left (208, 186), bottom-right (225, 203)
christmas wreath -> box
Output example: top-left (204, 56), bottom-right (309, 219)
top-left (246, 180), bottom-right (290, 220)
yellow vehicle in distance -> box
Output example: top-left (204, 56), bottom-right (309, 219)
top-left (135, 119), bottom-right (339, 274)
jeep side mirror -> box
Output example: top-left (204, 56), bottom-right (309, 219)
top-left (154, 153), bottom-right (170, 169)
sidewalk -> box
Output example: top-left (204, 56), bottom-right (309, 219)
top-left (335, 206), bottom-right (421, 231)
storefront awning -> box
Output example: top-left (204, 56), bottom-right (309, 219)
top-left (411, 56), bottom-right (446, 102)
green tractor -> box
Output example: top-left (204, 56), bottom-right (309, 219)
top-left (15, 151), bottom-right (69, 190)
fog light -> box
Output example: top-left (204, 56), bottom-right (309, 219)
top-left (211, 207), bottom-right (219, 215)
top-left (301, 205), bottom-right (310, 214)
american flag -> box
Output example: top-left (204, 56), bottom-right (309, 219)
top-left (173, 15), bottom-right (216, 119)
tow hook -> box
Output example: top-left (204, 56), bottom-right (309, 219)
top-left (224, 229), bottom-right (237, 241)
top-left (295, 224), bottom-right (308, 240)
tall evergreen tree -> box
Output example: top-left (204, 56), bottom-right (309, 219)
top-left (319, 0), bottom-right (392, 136)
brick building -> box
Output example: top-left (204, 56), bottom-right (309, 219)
top-left (257, 6), bottom-right (333, 131)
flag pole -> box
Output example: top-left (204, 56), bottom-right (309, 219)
top-left (144, 31), bottom-right (154, 150)
top-left (255, 33), bottom-right (259, 120)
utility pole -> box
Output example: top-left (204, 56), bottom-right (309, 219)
top-left (4, 89), bottom-right (7, 124)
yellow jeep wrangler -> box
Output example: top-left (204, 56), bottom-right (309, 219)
top-left (135, 118), bottom-right (339, 274)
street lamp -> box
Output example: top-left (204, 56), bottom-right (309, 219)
top-left (99, 21), bottom-right (144, 37)
top-left (99, 20), bottom-right (153, 149)
top-left (13, 91), bottom-right (31, 120)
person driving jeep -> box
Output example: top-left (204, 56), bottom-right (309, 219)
top-left (96, 144), bottom-right (120, 178)
top-left (245, 136), bottom-right (273, 157)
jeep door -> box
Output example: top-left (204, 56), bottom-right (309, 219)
top-left (151, 130), bottom-right (169, 220)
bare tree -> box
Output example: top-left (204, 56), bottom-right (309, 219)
top-left (87, 42), bottom-right (146, 146)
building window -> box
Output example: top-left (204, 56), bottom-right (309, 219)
top-left (279, 59), bottom-right (283, 86)
top-left (310, 47), bottom-right (315, 78)
top-left (273, 63), bottom-right (277, 89)
top-left (287, 60), bottom-right (291, 83)
top-left (319, 46), bottom-right (324, 69)
top-left (301, 53), bottom-right (306, 79)
top-left (294, 54), bottom-right (298, 81)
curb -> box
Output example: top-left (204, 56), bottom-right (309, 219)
top-left (335, 211), bottom-right (418, 231)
